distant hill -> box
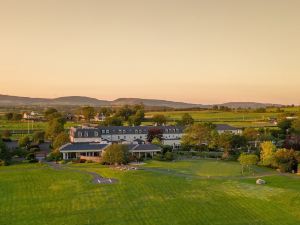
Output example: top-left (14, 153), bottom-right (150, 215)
top-left (111, 98), bottom-right (208, 108)
top-left (0, 94), bottom-right (283, 109)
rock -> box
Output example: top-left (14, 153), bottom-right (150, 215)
top-left (256, 179), bottom-right (266, 185)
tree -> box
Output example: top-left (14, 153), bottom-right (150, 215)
top-left (238, 153), bottom-right (259, 175)
top-left (101, 144), bottom-right (129, 165)
top-left (0, 140), bottom-right (11, 165)
top-left (12, 113), bottom-right (22, 121)
top-left (278, 119), bottom-right (292, 134)
top-left (291, 119), bottom-right (300, 134)
top-left (80, 106), bottom-right (96, 122)
top-left (18, 136), bottom-right (31, 148)
top-left (1, 130), bottom-right (11, 139)
top-left (128, 110), bottom-right (145, 126)
top-left (116, 105), bottom-right (134, 121)
top-left (99, 107), bottom-right (113, 117)
top-left (44, 108), bottom-right (58, 120)
top-left (181, 124), bottom-right (212, 147)
top-left (273, 149), bottom-right (298, 173)
top-left (45, 118), bottom-right (66, 140)
top-left (147, 128), bottom-right (163, 142)
top-left (103, 116), bottom-right (123, 126)
top-left (151, 137), bottom-right (162, 146)
top-left (231, 135), bottom-right (247, 149)
top-left (260, 141), bottom-right (276, 166)
top-left (3, 113), bottom-right (13, 120)
top-left (53, 132), bottom-right (69, 150)
top-left (218, 132), bottom-right (234, 159)
top-left (32, 131), bottom-right (45, 144)
top-left (178, 113), bottom-right (194, 126)
top-left (243, 128), bottom-right (259, 141)
top-left (152, 114), bottom-right (167, 126)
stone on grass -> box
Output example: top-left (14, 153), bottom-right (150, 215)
top-left (256, 179), bottom-right (266, 185)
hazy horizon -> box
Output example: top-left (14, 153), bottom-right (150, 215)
top-left (1, 0), bottom-right (300, 105)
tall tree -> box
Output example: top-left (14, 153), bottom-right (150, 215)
top-left (0, 140), bottom-right (11, 165)
top-left (152, 114), bottom-right (167, 126)
top-left (46, 118), bottom-right (66, 140)
top-left (260, 141), bottom-right (276, 166)
top-left (80, 106), bottom-right (96, 122)
top-left (178, 113), bottom-right (194, 126)
top-left (147, 128), bottom-right (163, 142)
top-left (53, 132), bottom-right (69, 150)
top-left (238, 153), bottom-right (259, 175)
top-left (101, 144), bottom-right (129, 165)
top-left (181, 124), bottom-right (212, 147)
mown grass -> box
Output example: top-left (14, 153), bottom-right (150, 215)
top-left (1, 160), bottom-right (300, 225)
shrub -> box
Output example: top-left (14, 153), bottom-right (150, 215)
top-left (164, 152), bottom-right (174, 161)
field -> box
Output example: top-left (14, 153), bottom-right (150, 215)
top-left (1, 160), bottom-right (300, 225)
top-left (145, 110), bottom-right (282, 127)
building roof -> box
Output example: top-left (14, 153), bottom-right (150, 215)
top-left (71, 125), bottom-right (184, 138)
top-left (215, 124), bottom-right (241, 131)
top-left (60, 143), bottom-right (108, 152)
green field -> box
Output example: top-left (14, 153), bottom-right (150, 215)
top-left (145, 110), bottom-right (281, 127)
top-left (1, 160), bottom-right (300, 225)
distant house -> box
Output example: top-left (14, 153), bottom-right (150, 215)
top-left (215, 124), bottom-right (242, 135)
top-left (23, 111), bottom-right (43, 120)
top-left (59, 143), bottom-right (161, 161)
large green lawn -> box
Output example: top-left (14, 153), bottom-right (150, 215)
top-left (1, 160), bottom-right (300, 225)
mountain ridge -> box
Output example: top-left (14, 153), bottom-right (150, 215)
top-left (0, 94), bottom-right (282, 109)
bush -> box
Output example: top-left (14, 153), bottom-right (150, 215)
top-left (164, 152), bottom-right (174, 161)
top-left (46, 150), bottom-right (62, 161)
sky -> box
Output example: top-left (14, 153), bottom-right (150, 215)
top-left (0, 0), bottom-right (299, 104)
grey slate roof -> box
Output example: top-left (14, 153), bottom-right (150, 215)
top-left (60, 143), bottom-right (108, 152)
top-left (216, 124), bottom-right (241, 131)
top-left (71, 125), bottom-right (184, 138)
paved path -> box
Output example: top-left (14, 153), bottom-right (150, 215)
top-left (44, 161), bottom-right (118, 184)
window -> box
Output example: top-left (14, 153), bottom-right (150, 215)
top-left (123, 130), bottom-right (126, 134)
top-left (135, 130), bottom-right (138, 134)
top-left (102, 130), bottom-right (105, 134)
top-left (84, 131), bottom-right (89, 137)
top-left (106, 130), bottom-right (109, 134)
top-left (78, 132), bottom-right (82, 137)
top-left (94, 131), bottom-right (98, 137)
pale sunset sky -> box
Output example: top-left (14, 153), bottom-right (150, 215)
top-left (0, 0), bottom-right (299, 104)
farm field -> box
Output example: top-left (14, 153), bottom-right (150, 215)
top-left (145, 110), bottom-right (281, 127)
top-left (1, 160), bottom-right (300, 225)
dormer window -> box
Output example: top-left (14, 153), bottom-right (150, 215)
top-left (102, 130), bottom-right (105, 134)
top-left (78, 132), bottom-right (82, 137)
top-left (84, 131), bottom-right (89, 137)
top-left (106, 130), bottom-right (109, 134)
top-left (94, 131), bottom-right (98, 137)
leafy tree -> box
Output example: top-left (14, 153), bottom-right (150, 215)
top-left (243, 128), bottom-right (259, 141)
top-left (147, 128), bottom-right (163, 142)
top-left (1, 130), bottom-right (11, 139)
top-left (0, 140), bottom-right (11, 165)
top-left (273, 149), bottom-right (298, 173)
top-left (231, 135), bottom-right (247, 149)
top-left (12, 113), bottom-right (22, 121)
top-left (177, 113), bottom-right (194, 126)
top-left (44, 108), bottom-right (58, 120)
top-left (181, 124), bottom-right (212, 147)
top-left (4, 113), bottom-right (13, 120)
top-left (99, 107), bottom-right (113, 117)
top-left (218, 132), bottom-right (234, 159)
top-left (291, 119), bottom-right (300, 134)
top-left (128, 110), bottom-right (145, 126)
top-left (46, 118), bottom-right (66, 140)
top-left (80, 106), bottom-right (96, 122)
top-left (103, 116), bottom-right (123, 126)
top-left (18, 136), bottom-right (31, 148)
top-left (101, 144), bottom-right (129, 165)
top-left (53, 132), bottom-right (69, 149)
top-left (278, 119), bottom-right (292, 134)
top-left (164, 152), bottom-right (174, 161)
top-left (260, 141), bottom-right (276, 166)
top-left (116, 105), bottom-right (134, 121)
top-left (238, 153), bottom-right (259, 174)
top-left (32, 131), bottom-right (45, 144)
top-left (152, 114), bottom-right (167, 126)
top-left (151, 137), bottom-right (162, 146)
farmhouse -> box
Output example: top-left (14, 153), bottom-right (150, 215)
top-left (215, 124), bottom-right (242, 135)
top-left (60, 143), bottom-right (162, 161)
